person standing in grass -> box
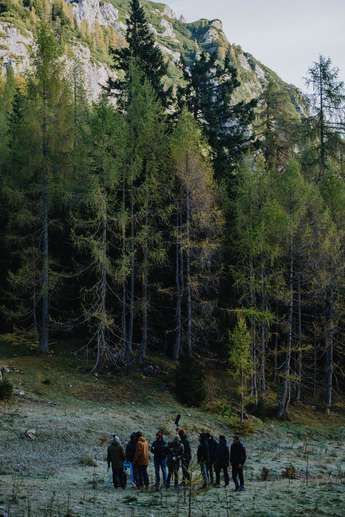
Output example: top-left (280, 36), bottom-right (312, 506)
top-left (197, 433), bottom-right (210, 488)
top-left (134, 432), bottom-right (150, 489)
top-left (214, 435), bottom-right (230, 487)
top-left (126, 432), bottom-right (138, 487)
top-left (151, 431), bottom-right (168, 489)
top-left (107, 435), bottom-right (126, 489)
top-left (230, 435), bottom-right (247, 491)
top-left (207, 432), bottom-right (218, 484)
top-left (178, 429), bottom-right (191, 485)
top-left (166, 436), bottom-right (184, 488)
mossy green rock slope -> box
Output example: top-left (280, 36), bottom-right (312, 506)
top-left (0, 0), bottom-right (306, 117)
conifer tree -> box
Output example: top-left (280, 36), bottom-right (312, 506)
top-left (171, 110), bottom-right (222, 359)
top-left (229, 316), bottom-right (253, 424)
top-left (108, 0), bottom-right (169, 107)
top-left (306, 55), bottom-right (345, 178)
top-left (179, 51), bottom-right (257, 178)
top-left (3, 21), bottom-right (73, 351)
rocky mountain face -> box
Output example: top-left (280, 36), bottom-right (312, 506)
top-left (0, 0), bottom-right (306, 116)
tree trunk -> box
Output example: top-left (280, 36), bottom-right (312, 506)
top-left (174, 208), bottom-right (182, 361)
top-left (121, 178), bottom-right (128, 365)
top-left (325, 294), bottom-right (335, 413)
top-left (186, 190), bottom-right (192, 357)
top-left (40, 95), bottom-right (49, 353)
top-left (313, 335), bottom-right (317, 401)
top-left (277, 238), bottom-right (294, 418)
top-left (260, 264), bottom-right (266, 393)
top-left (249, 260), bottom-right (258, 403)
top-left (296, 273), bottom-right (303, 401)
top-left (128, 184), bottom-right (135, 358)
top-left (140, 211), bottom-right (149, 363)
top-left (319, 58), bottom-right (326, 177)
top-left (94, 204), bottom-right (107, 371)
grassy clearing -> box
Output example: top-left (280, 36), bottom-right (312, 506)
top-left (0, 339), bottom-right (345, 516)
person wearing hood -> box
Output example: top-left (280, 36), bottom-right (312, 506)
top-left (197, 433), bottom-right (210, 488)
top-left (166, 436), bottom-right (184, 488)
top-left (126, 432), bottom-right (138, 487)
top-left (230, 435), bottom-right (247, 491)
top-left (214, 435), bottom-right (230, 487)
top-left (151, 431), bottom-right (168, 489)
top-left (178, 429), bottom-right (191, 484)
top-left (206, 432), bottom-right (218, 484)
top-left (134, 432), bottom-right (150, 488)
top-left (107, 435), bottom-right (126, 489)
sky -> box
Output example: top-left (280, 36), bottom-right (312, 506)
top-left (162, 0), bottom-right (345, 91)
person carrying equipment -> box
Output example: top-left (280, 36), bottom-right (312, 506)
top-left (166, 436), bottom-right (184, 488)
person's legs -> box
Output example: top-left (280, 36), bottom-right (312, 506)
top-left (143, 465), bottom-right (149, 488)
top-left (232, 466), bottom-right (240, 490)
top-left (173, 461), bottom-right (179, 487)
top-left (161, 459), bottom-right (167, 486)
top-left (154, 460), bottom-right (160, 487)
top-left (129, 462), bottom-right (135, 485)
top-left (238, 467), bottom-right (244, 489)
top-left (200, 463), bottom-right (208, 487)
top-left (215, 466), bottom-right (220, 486)
top-left (166, 463), bottom-right (173, 488)
top-left (115, 468), bottom-right (126, 489)
top-left (121, 468), bottom-right (127, 489)
top-left (224, 467), bottom-right (229, 486)
top-left (208, 464), bottom-right (214, 484)
top-left (112, 467), bottom-right (119, 488)
top-left (182, 460), bottom-right (191, 483)
top-left (137, 465), bottom-right (143, 488)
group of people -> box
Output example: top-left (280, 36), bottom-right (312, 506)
top-left (107, 429), bottom-right (246, 492)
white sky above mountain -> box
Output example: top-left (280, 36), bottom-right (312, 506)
top-left (163, 0), bottom-right (345, 91)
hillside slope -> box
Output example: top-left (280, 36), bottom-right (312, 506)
top-left (0, 0), bottom-right (306, 116)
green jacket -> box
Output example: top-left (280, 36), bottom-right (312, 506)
top-left (107, 441), bottom-right (125, 469)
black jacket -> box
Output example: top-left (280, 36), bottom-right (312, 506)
top-left (215, 437), bottom-right (230, 468)
top-left (197, 439), bottom-right (210, 464)
top-left (208, 436), bottom-right (218, 465)
top-left (151, 439), bottom-right (167, 461)
top-left (180, 436), bottom-right (191, 463)
top-left (107, 441), bottom-right (125, 469)
top-left (125, 439), bottom-right (137, 462)
top-left (167, 440), bottom-right (184, 465)
top-left (230, 441), bottom-right (247, 466)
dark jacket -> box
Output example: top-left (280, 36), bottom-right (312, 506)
top-left (167, 439), bottom-right (184, 466)
top-left (215, 437), bottom-right (230, 468)
top-left (208, 435), bottom-right (218, 465)
top-left (230, 441), bottom-right (247, 466)
top-left (107, 440), bottom-right (125, 469)
top-left (126, 437), bottom-right (137, 462)
top-left (151, 439), bottom-right (167, 461)
top-left (180, 436), bottom-right (191, 464)
top-left (197, 437), bottom-right (210, 464)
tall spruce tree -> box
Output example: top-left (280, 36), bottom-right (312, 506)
top-left (108, 0), bottom-right (169, 108)
top-left (179, 51), bottom-right (257, 178)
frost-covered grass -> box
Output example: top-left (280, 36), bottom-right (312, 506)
top-left (1, 344), bottom-right (345, 516)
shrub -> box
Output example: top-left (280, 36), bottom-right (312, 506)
top-left (80, 455), bottom-right (97, 467)
top-left (0, 379), bottom-right (13, 401)
top-left (175, 356), bottom-right (206, 407)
